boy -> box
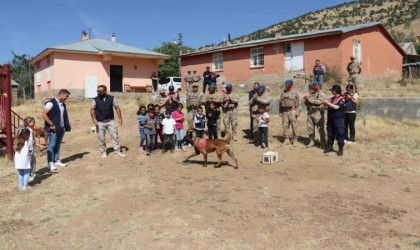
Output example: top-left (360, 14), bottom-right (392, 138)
top-left (161, 110), bottom-right (176, 153)
top-left (154, 105), bottom-right (165, 150)
top-left (206, 102), bottom-right (220, 139)
top-left (253, 106), bottom-right (270, 149)
top-left (143, 109), bottom-right (157, 155)
top-left (194, 106), bottom-right (207, 138)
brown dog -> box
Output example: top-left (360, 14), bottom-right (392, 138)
top-left (183, 130), bottom-right (238, 169)
top-left (33, 127), bottom-right (49, 145)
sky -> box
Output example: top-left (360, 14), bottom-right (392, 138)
top-left (0, 0), bottom-right (350, 64)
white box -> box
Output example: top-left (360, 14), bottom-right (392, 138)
top-left (262, 151), bottom-right (278, 164)
top-left (90, 126), bottom-right (97, 134)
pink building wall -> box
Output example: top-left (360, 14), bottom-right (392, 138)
top-left (34, 52), bottom-right (161, 98)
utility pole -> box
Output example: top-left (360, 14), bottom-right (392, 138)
top-left (177, 33), bottom-right (183, 77)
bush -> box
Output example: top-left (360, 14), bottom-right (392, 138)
top-left (324, 65), bottom-right (344, 84)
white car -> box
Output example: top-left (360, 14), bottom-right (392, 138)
top-left (158, 77), bottom-right (182, 93)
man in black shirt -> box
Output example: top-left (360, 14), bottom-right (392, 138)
top-left (202, 66), bottom-right (213, 94)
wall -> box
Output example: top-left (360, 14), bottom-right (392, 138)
top-left (304, 35), bottom-right (343, 74)
top-left (34, 52), bottom-right (160, 98)
top-left (340, 26), bottom-right (403, 76)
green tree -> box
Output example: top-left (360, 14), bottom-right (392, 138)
top-left (9, 52), bottom-right (33, 99)
top-left (153, 41), bottom-right (193, 80)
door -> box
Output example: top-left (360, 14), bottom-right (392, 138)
top-left (84, 76), bottom-right (98, 98)
top-left (110, 65), bottom-right (123, 92)
top-left (285, 42), bottom-right (304, 71)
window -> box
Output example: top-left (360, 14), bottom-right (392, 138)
top-left (250, 47), bottom-right (264, 67)
top-left (47, 67), bottom-right (51, 81)
top-left (352, 40), bottom-right (362, 62)
top-left (35, 72), bottom-right (41, 85)
top-left (285, 43), bottom-right (291, 53)
top-left (212, 53), bottom-right (223, 71)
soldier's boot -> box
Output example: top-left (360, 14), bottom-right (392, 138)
top-left (306, 136), bottom-right (315, 148)
top-left (337, 145), bottom-right (344, 156)
top-left (323, 144), bottom-right (333, 153)
top-left (284, 138), bottom-right (291, 145)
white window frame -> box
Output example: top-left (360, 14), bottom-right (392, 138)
top-left (35, 72), bottom-right (41, 85)
top-left (212, 53), bottom-right (224, 71)
top-left (250, 47), bottom-right (264, 67)
top-left (352, 40), bottom-right (362, 63)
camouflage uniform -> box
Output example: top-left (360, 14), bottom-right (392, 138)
top-left (249, 92), bottom-right (271, 141)
top-left (155, 94), bottom-right (169, 111)
top-left (305, 90), bottom-right (326, 147)
top-left (186, 87), bottom-right (205, 129)
top-left (347, 61), bottom-right (361, 91)
top-left (222, 91), bottom-right (239, 138)
top-left (184, 73), bottom-right (194, 93)
top-left (192, 73), bottom-right (201, 89)
top-left (205, 91), bottom-right (223, 131)
top-left (280, 88), bottom-right (300, 144)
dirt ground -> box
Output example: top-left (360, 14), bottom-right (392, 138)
top-left (1, 97), bottom-right (419, 249)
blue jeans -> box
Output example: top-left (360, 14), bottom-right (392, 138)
top-left (47, 128), bottom-right (65, 163)
top-left (175, 129), bottom-right (186, 148)
top-left (139, 127), bottom-right (145, 147)
top-left (315, 75), bottom-right (324, 89)
top-left (18, 169), bottom-right (30, 189)
top-left (145, 134), bottom-right (156, 153)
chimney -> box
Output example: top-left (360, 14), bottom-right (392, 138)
top-left (111, 33), bottom-right (116, 42)
top-left (275, 32), bottom-right (282, 38)
top-left (81, 30), bottom-right (88, 40)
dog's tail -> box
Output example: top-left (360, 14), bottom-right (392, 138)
top-left (221, 130), bottom-right (232, 144)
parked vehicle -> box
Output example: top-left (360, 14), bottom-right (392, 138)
top-left (158, 77), bottom-right (182, 93)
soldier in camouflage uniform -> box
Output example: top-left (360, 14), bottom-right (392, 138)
top-left (279, 79), bottom-right (301, 146)
top-left (249, 84), bottom-right (271, 143)
top-left (192, 70), bottom-right (201, 90)
top-left (303, 81), bottom-right (326, 148)
top-left (205, 84), bottom-right (223, 132)
top-left (184, 70), bottom-right (194, 93)
top-left (347, 56), bottom-right (361, 92)
top-left (155, 88), bottom-right (169, 111)
top-left (222, 83), bottom-right (239, 141)
top-left (186, 83), bottom-right (205, 129)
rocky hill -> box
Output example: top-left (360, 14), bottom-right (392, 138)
top-left (198, 0), bottom-right (420, 50)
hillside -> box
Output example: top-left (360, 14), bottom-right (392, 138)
top-left (198, 0), bottom-right (420, 50)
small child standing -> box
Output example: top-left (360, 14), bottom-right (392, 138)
top-left (172, 103), bottom-right (187, 151)
top-left (143, 109), bottom-right (157, 155)
top-left (14, 128), bottom-right (33, 191)
top-left (206, 102), bottom-right (220, 139)
top-left (194, 106), bottom-right (207, 138)
top-left (253, 106), bottom-right (270, 149)
top-left (137, 106), bottom-right (147, 153)
top-left (161, 110), bottom-right (176, 153)
top-left (23, 116), bottom-right (46, 182)
top-left (154, 104), bottom-right (165, 150)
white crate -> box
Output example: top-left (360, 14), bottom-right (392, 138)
top-left (90, 126), bottom-right (97, 134)
top-left (262, 151), bottom-right (278, 164)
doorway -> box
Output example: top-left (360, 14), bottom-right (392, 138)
top-left (110, 65), bottom-right (123, 92)
top-left (285, 42), bottom-right (304, 71)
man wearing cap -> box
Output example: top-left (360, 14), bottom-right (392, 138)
top-left (248, 82), bottom-right (260, 139)
top-left (347, 56), bottom-right (361, 91)
top-left (186, 83), bottom-right (205, 129)
top-left (249, 84), bottom-right (271, 142)
top-left (280, 79), bottom-right (301, 146)
top-left (184, 70), bottom-right (194, 93)
top-left (313, 59), bottom-right (326, 89)
top-left (323, 85), bottom-right (346, 156)
top-left (155, 88), bottom-right (169, 111)
top-left (222, 83), bottom-right (239, 141)
top-left (303, 81), bottom-right (326, 148)
top-left (205, 84), bottom-right (223, 132)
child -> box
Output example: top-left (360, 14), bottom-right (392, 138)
top-left (206, 102), bottom-right (220, 139)
top-left (14, 128), bottom-right (33, 191)
top-left (172, 103), bottom-right (186, 151)
top-left (143, 108), bottom-right (157, 155)
top-left (253, 106), bottom-right (270, 149)
top-left (154, 104), bottom-right (165, 150)
top-left (137, 106), bottom-right (147, 153)
top-left (194, 106), bottom-right (207, 138)
top-left (23, 116), bottom-right (47, 182)
top-left (161, 110), bottom-right (176, 153)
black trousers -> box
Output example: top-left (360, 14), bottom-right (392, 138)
top-left (208, 125), bottom-right (218, 139)
top-left (259, 127), bottom-right (268, 147)
top-left (344, 113), bottom-right (356, 141)
top-left (327, 117), bottom-right (345, 146)
top-left (249, 111), bottom-right (254, 138)
top-left (196, 130), bottom-right (204, 138)
top-left (163, 134), bottom-right (175, 151)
